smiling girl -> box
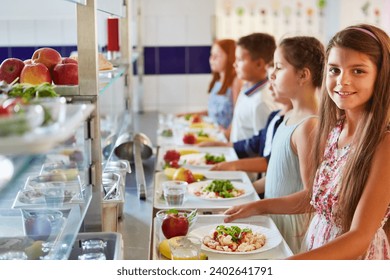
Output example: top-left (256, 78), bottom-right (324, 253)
top-left (295, 24), bottom-right (390, 259)
top-left (224, 24), bottom-right (390, 259)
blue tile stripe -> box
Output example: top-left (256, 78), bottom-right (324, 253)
top-left (0, 46), bottom-right (78, 63)
top-left (1, 45), bottom-right (211, 75)
top-left (140, 46), bottom-right (211, 75)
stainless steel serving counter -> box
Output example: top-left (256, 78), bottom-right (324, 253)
top-left (117, 111), bottom-right (158, 259)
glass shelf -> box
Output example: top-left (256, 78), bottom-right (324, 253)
top-left (53, 66), bottom-right (126, 97)
top-left (0, 150), bottom-right (92, 259)
top-left (0, 191), bottom-right (91, 260)
top-left (64, 0), bottom-right (86, 5)
top-left (98, 66), bottom-right (126, 94)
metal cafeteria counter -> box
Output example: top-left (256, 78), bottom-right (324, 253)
top-left (117, 111), bottom-right (158, 259)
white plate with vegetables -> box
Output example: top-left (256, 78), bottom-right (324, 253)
top-left (179, 152), bottom-right (226, 168)
top-left (187, 179), bottom-right (253, 201)
top-left (189, 223), bottom-right (282, 255)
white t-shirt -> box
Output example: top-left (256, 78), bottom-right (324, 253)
top-left (230, 81), bottom-right (277, 142)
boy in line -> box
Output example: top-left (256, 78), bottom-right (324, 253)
top-left (227, 33), bottom-right (279, 142)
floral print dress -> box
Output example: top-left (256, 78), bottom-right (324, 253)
top-left (300, 119), bottom-right (390, 259)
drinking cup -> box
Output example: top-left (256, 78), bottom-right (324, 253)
top-left (162, 181), bottom-right (187, 207)
top-left (168, 236), bottom-right (201, 260)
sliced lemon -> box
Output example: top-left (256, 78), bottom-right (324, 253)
top-left (163, 167), bottom-right (177, 179)
top-left (158, 239), bottom-right (208, 260)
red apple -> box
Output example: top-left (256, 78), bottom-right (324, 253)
top-left (52, 63), bottom-right (78, 85)
top-left (61, 57), bottom-right (78, 64)
top-left (183, 133), bottom-right (196, 144)
top-left (0, 58), bottom-right (25, 84)
top-left (31, 47), bottom-right (62, 71)
top-left (20, 63), bottom-right (52, 85)
top-left (161, 212), bottom-right (189, 239)
top-left (168, 160), bottom-right (180, 168)
top-left (163, 150), bottom-right (181, 163)
top-left (191, 114), bottom-right (202, 123)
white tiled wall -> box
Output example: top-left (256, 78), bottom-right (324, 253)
top-left (137, 0), bottom-right (215, 113)
top-left (132, 74), bottom-right (210, 114)
top-left (0, 0), bottom-right (113, 48)
top-left (1, 0), bottom-right (389, 115)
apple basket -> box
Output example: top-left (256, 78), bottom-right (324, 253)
top-left (156, 209), bottom-right (198, 230)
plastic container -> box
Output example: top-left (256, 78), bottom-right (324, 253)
top-left (68, 232), bottom-right (123, 260)
top-left (103, 160), bottom-right (131, 218)
top-left (102, 172), bottom-right (124, 232)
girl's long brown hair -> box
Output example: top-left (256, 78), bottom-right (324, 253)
top-left (208, 39), bottom-right (237, 95)
top-left (313, 24), bottom-right (390, 233)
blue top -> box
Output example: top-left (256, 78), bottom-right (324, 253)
top-left (207, 81), bottom-right (234, 129)
top-left (233, 110), bottom-right (283, 160)
top-left (263, 115), bottom-right (317, 253)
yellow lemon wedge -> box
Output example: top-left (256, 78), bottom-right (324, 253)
top-left (25, 240), bottom-right (44, 260)
top-left (158, 239), bottom-right (208, 260)
top-left (163, 167), bottom-right (177, 179)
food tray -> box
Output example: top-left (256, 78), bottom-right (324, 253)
top-left (39, 161), bottom-right (80, 181)
top-left (12, 174), bottom-right (84, 209)
top-left (157, 118), bottom-right (227, 147)
top-left (151, 215), bottom-right (292, 260)
top-left (153, 171), bottom-right (259, 210)
top-left (156, 146), bottom-right (238, 171)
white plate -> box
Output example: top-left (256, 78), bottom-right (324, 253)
top-left (187, 180), bottom-right (253, 201)
top-left (156, 145), bottom-right (238, 170)
top-left (157, 146), bottom-right (238, 171)
top-left (189, 223), bottom-right (282, 255)
top-left (153, 171), bottom-right (259, 210)
top-left (179, 153), bottom-right (222, 167)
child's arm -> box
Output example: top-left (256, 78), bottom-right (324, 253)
top-left (210, 157), bottom-right (268, 173)
top-left (289, 133), bottom-right (390, 259)
top-left (253, 177), bottom-right (266, 194)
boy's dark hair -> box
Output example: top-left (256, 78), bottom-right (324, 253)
top-left (237, 33), bottom-right (276, 64)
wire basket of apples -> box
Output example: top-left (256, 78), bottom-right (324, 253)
top-left (156, 208), bottom-right (198, 239)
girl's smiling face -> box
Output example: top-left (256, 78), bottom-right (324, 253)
top-left (326, 47), bottom-right (377, 114)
